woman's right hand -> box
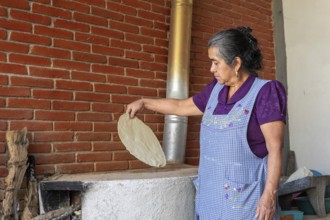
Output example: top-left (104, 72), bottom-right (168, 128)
top-left (126, 99), bottom-right (144, 118)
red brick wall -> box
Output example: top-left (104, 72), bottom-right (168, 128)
top-left (0, 0), bottom-right (274, 200)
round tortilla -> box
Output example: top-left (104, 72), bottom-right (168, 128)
top-left (117, 113), bottom-right (166, 167)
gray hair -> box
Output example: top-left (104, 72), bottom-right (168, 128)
top-left (208, 27), bottom-right (262, 76)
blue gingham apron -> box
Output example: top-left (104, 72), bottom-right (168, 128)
top-left (194, 78), bottom-right (279, 220)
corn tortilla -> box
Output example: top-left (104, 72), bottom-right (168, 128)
top-left (117, 113), bottom-right (166, 167)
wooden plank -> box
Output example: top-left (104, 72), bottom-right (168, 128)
top-left (280, 214), bottom-right (294, 220)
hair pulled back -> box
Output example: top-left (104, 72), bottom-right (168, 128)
top-left (208, 27), bottom-right (262, 76)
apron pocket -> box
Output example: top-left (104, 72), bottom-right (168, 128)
top-left (222, 178), bottom-right (261, 220)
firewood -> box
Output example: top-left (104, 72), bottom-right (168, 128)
top-left (31, 205), bottom-right (81, 220)
top-left (1, 128), bottom-right (29, 220)
top-left (21, 156), bottom-right (39, 220)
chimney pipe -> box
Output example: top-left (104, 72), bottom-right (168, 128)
top-left (162, 0), bottom-right (193, 164)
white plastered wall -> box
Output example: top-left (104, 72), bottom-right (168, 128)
top-left (283, 0), bottom-right (330, 174)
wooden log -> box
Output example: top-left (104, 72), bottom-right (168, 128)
top-left (31, 205), bottom-right (81, 220)
top-left (21, 156), bottom-right (39, 220)
top-left (1, 128), bottom-right (29, 220)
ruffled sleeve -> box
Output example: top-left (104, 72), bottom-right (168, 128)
top-left (192, 78), bottom-right (217, 113)
top-left (255, 80), bottom-right (287, 125)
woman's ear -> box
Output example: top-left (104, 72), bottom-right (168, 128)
top-left (233, 57), bottom-right (242, 72)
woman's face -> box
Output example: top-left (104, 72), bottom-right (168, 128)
top-left (208, 47), bottom-right (237, 85)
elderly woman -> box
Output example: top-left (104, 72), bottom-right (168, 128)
top-left (126, 27), bottom-right (286, 220)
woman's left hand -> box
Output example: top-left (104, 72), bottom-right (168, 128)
top-left (255, 191), bottom-right (276, 220)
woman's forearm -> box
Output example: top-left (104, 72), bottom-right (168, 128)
top-left (264, 147), bottom-right (282, 197)
top-left (126, 97), bottom-right (202, 118)
top-left (142, 98), bottom-right (181, 115)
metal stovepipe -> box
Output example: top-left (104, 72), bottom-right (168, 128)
top-left (162, 0), bottom-right (193, 164)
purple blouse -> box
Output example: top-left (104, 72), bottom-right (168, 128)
top-left (192, 76), bottom-right (287, 158)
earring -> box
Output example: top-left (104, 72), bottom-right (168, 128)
top-left (236, 71), bottom-right (238, 77)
